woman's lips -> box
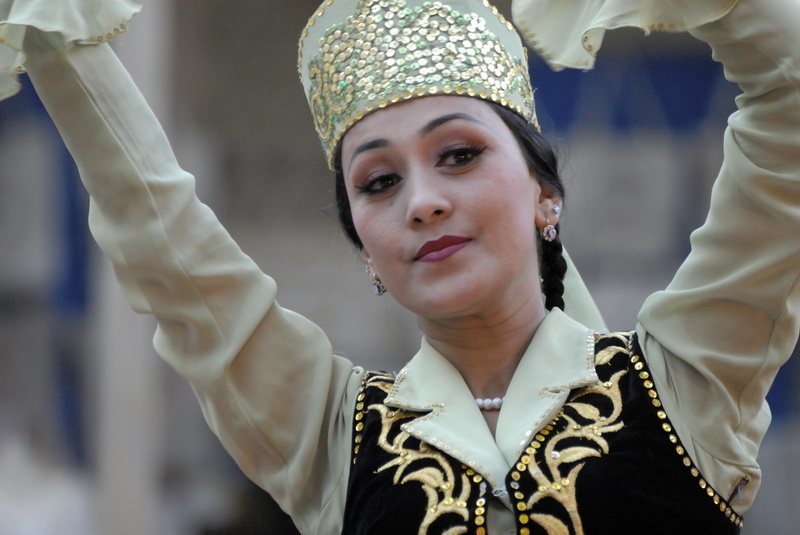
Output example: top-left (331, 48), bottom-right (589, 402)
top-left (415, 236), bottom-right (470, 262)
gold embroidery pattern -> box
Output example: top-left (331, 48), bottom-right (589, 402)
top-left (373, 404), bottom-right (472, 534)
top-left (510, 333), bottom-right (629, 535)
top-left (355, 373), bottom-right (474, 535)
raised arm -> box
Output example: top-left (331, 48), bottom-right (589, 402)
top-left (6, 5), bottom-right (359, 533)
top-left (513, 0), bottom-right (800, 512)
top-left (637, 0), bottom-right (800, 512)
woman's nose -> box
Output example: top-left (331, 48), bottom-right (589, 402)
top-left (404, 172), bottom-right (452, 225)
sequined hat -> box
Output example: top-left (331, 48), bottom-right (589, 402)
top-left (298, 0), bottom-right (538, 169)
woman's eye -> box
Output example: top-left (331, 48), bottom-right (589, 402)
top-left (358, 173), bottom-right (402, 195)
top-left (437, 145), bottom-right (486, 167)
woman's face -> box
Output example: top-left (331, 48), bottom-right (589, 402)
top-left (341, 96), bottom-right (557, 322)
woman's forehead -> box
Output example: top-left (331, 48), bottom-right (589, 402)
top-left (342, 95), bottom-right (495, 144)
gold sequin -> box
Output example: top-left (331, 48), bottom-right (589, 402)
top-left (628, 343), bottom-right (742, 527)
top-left (300, 0), bottom-right (536, 168)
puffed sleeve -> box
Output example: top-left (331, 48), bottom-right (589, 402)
top-left (9, 4), bottom-right (360, 533)
top-left (513, 0), bottom-right (800, 513)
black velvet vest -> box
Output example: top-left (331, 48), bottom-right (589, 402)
top-left (341, 332), bottom-right (743, 535)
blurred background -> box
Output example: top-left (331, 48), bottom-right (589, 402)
top-left (0, 0), bottom-right (797, 533)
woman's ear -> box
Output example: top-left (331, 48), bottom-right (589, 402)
top-left (534, 186), bottom-right (563, 230)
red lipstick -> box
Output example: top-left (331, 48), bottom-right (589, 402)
top-left (415, 236), bottom-right (470, 262)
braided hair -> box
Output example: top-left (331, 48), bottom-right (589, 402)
top-left (332, 100), bottom-right (568, 311)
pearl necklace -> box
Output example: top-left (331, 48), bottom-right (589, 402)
top-left (475, 397), bottom-right (504, 411)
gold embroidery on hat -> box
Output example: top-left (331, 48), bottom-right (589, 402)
top-left (301, 0), bottom-right (535, 168)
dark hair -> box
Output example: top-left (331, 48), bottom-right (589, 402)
top-left (332, 100), bottom-right (567, 311)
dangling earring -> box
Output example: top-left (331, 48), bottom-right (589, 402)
top-left (541, 219), bottom-right (557, 242)
top-left (365, 264), bottom-right (387, 296)
top-left (373, 278), bottom-right (387, 296)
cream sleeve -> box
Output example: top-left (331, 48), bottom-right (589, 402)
top-left (21, 28), bottom-right (358, 535)
top-left (636, 0), bottom-right (800, 513)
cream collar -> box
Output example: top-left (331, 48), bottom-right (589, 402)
top-left (384, 309), bottom-right (598, 490)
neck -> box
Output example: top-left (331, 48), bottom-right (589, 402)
top-left (418, 293), bottom-right (547, 400)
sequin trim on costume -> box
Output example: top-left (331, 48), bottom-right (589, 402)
top-left (625, 336), bottom-right (744, 528)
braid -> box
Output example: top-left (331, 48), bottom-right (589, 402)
top-left (540, 225), bottom-right (567, 311)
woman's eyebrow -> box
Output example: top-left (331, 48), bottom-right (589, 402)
top-left (348, 138), bottom-right (390, 171)
top-left (420, 112), bottom-right (483, 135)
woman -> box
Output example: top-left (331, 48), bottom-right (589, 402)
top-left (2, 0), bottom-right (798, 533)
